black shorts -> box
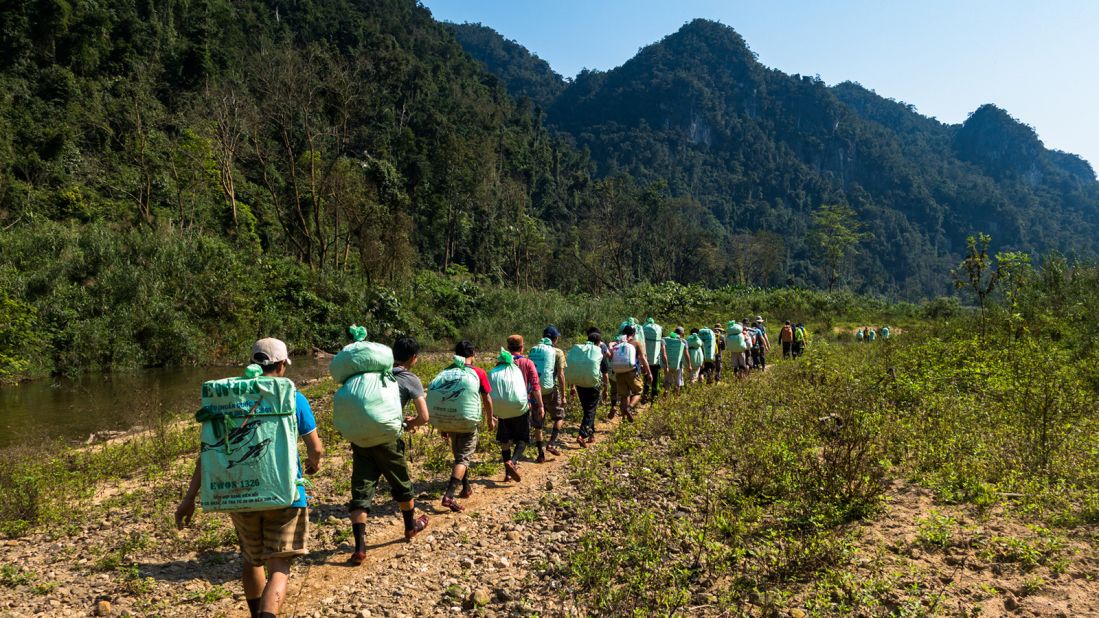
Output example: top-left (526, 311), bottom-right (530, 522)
top-left (496, 412), bottom-right (531, 445)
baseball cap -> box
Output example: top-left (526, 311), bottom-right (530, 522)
top-left (543, 325), bottom-right (561, 339)
top-left (251, 338), bottom-right (292, 366)
top-left (755, 315), bottom-right (765, 322)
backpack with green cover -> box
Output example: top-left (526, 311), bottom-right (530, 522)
top-left (489, 349), bottom-right (529, 419)
top-left (795, 326), bottom-right (806, 342)
top-left (427, 357), bottom-right (483, 433)
top-left (643, 318), bottom-right (664, 366)
top-left (198, 365), bottom-right (300, 513)
top-left (663, 335), bottom-right (686, 370)
top-left (725, 322), bottom-right (749, 353)
top-left (686, 333), bottom-right (704, 368)
top-left (528, 338), bottom-right (557, 393)
top-left (881, 326), bottom-right (890, 339)
top-left (565, 341), bottom-right (603, 388)
top-left (698, 328), bottom-right (718, 361)
top-left (329, 327), bottom-right (403, 448)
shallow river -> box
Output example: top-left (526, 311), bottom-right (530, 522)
top-left (0, 356), bottom-right (329, 449)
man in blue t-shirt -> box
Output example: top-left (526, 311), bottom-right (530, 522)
top-left (176, 338), bottom-right (325, 618)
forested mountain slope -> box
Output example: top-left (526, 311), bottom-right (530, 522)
top-left (456, 19), bottom-right (1099, 296)
top-left (4, 3), bottom-right (1098, 377)
top-left (447, 22), bottom-right (566, 110)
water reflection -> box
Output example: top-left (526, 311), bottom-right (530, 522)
top-left (0, 357), bottom-right (328, 449)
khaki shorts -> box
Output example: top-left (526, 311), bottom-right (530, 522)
top-left (542, 389), bottom-right (566, 421)
top-left (230, 507), bottom-right (309, 566)
top-left (614, 371), bottom-right (643, 396)
top-left (450, 431), bottom-right (478, 467)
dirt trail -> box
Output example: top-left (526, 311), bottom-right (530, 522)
top-left (272, 413), bottom-right (628, 618)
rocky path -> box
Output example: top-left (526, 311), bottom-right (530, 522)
top-left (272, 416), bottom-right (620, 618)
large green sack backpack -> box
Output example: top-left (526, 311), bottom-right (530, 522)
top-left (643, 318), bottom-right (664, 366)
top-left (686, 334), bottom-right (704, 368)
top-left (489, 349), bottom-right (529, 419)
top-left (332, 372), bottom-right (403, 448)
top-left (698, 328), bottom-right (718, 361)
top-left (663, 335), bottom-right (686, 370)
top-left (725, 322), bottom-right (749, 353)
top-left (528, 338), bottom-right (557, 393)
top-left (881, 326), bottom-right (890, 339)
top-left (198, 366), bottom-right (300, 513)
top-left (328, 327), bottom-right (403, 448)
top-left (427, 357), bottom-right (483, 432)
top-left (565, 342), bottom-right (603, 388)
top-left (329, 326), bottom-right (394, 383)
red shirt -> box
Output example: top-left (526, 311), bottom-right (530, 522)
top-left (512, 355), bottom-right (541, 396)
top-left (469, 365), bottom-right (491, 394)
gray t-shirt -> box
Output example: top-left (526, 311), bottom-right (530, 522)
top-left (392, 367), bottom-right (425, 409)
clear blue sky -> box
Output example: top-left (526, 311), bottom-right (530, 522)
top-left (421, 0), bottom-right (1099, 170)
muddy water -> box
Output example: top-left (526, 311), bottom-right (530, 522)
top-left (0, 357), bottom-right (329, 449)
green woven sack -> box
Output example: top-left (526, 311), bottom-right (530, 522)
top-left (698, 328), bottom-right (718, 361)
top-left (329, 340), bottom-right (394, 383)
top-left (565, 342), bottom-right (603, 388)
top-left (686, 334), bottom-right (704, 368)
top-left (663, 335), bottom-right (686, 370)
top-left (725, 323), bottom-right (749, 353)
top-left (198, 367), bottom-right (299, 513)
top-left (427, 357), bottom-right (483, 433)
top-left (528, 338), bottom-right (557, 393)
top-left (332, 372), bottom-right (403, 448)
top-left (643, 318), bottom-right (663, 366)
top-left (488, 349), bottom-right (529, 420)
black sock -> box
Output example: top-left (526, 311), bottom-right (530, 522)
top-left (247, 598), bottom-right (261, 618)
top-left (513, 442), bottom-right (526, 463)
top-left (536, 440), bottom-right (544, 456)
top-left (259, 613), bottom-right (275, 618)
top-left (445, 476), bottom-right (461, 499)
top-left (461, 471), bottom-right (471, 491)
top-left (502, 448), bottom-right (511, 463)
top-left (550, 427), bottom-right (559, 444)
top-left (401, 508), bottom-right (415, 531)
top-left (352, 522), bottom-right (366, 553)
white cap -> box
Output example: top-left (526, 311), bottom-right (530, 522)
top-left (251, 338), bottom-right (292, 366)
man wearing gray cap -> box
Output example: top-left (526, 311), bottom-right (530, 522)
top-left (176, 337), bottom-right (325, 618)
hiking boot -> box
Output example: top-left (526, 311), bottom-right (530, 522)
top-left (577, 435), bottom-right (588, 449)
top-left (607, 408), bottom-right (616, 420)
top-left (624, 408), bottom-right (635, 423)
top-left (459, 486), bottom-right (473, 499)
top-left (546, 444), bottom-right (561, 456)
top-left (586, 434), bottom-right (597, 444)
top-left (404, 514), bottom-right (429, 541)
top-left (441, 496), bottom-right (464, 513)
top-left (348, 551), bottom-right (366, 566)
top-left (535, 453), bottom-right (546, 464)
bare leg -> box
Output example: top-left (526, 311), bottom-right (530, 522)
top-left (260, 558), bottom-right (291, 615)
top-left (242, 561), bottom-right (265, 601)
